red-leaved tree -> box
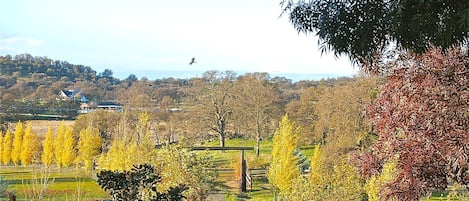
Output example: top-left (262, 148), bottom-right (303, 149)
top-left (359, 47), bottom-right (469, 200)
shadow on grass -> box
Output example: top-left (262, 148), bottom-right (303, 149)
top-left (5, 177), bottom-right (94, 185)
top-left (0, 171), bottom-right (30, 175)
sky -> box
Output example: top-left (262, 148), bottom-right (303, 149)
top-left (0, 0), bottom-right (357, 80)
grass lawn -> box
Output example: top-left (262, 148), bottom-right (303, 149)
top-left (200, 138), bottom-right (314, 200)
top-left (0, 165), bottom-right (109, 200)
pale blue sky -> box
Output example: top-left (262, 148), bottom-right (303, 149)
top-left (1, 0), bottom-right (357, 79)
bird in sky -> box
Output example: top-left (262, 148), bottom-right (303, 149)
top-left (189, 57), bottom-right (196, 65)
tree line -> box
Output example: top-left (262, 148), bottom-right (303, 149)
top-left (0, 53), bottom-right (341, 122)
top-left (0, 113), bottom-right (217, 200)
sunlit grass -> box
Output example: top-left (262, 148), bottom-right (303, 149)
top-left (0, 165), bottom-right (109, 200)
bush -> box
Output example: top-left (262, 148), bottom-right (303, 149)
top-left (97, 164), bottom-right (187, 201)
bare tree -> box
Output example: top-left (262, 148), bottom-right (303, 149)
top-left (186, 70), bottom-right (236, 147)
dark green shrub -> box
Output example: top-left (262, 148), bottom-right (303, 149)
top-left (97, 164), bottom-right (187, 201)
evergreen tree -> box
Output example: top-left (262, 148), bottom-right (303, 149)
top-left (11, 121), bottom-right (24, 166)
top-left (41, 127), bottom-right (54, 167)
top-left (77, 127), bottom-right (102, 170)
top-left (268, 114), bottom-right (300, 195)
top-left (2, 130), bottom-right (12, 165)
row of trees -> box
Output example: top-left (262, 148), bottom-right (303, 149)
top-left (0, 113), bottom-right (217, 199)
top-left (0, 121), bottom-right (101, 170)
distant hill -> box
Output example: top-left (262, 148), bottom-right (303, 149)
top-left (0, 54), bottom-right (98, 82)
top-left (0, 53), bottom-right (354, 122)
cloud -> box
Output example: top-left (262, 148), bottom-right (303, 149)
top-left (0, 36), bottom-right (44, 47)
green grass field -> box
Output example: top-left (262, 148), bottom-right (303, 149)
top-left (0, 165), bottom-right (109, 200)
top-left (201, 138), bottom-right (314, 200)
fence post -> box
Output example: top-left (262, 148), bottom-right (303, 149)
top-left (239, 150), bottom-right (247, 193)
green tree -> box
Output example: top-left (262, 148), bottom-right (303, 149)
top-left (96, 164), bottom-right (187, 201)
top-left (155, 146), bottom-right (216, 200)
top-left (268, 114), bottom-right (300, 195)
top-left (11, 121), bottom-right (24, 166)
top-left (280, 0), bottom-right (468, 65)
top-left (2, 130), bottom-right (12, 165)
top-left (77, 126), bottom-right (102, 170)
top-left (41, 127), bottom-right (54, 167)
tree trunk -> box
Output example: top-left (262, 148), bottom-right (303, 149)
top-left (219, 133), bottom-right (225, 147)
top-left (256, 135), bottom-right (261, 157)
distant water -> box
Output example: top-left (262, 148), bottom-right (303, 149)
top-left (113, 70), bottom-right (356, 82)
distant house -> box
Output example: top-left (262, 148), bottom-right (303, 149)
top-left (97, 102), bottom-right (123, 112)
top-left (80, 102), bottom-right (96, 113)
top-left (58, 89), bottom-right (88, 102)
top-left (80, 102), bottom-right (123, 113)
top-left (58, 89), bottom-right (80, 100)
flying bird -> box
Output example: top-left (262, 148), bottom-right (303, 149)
top-left (189, 57), bottom-right (196, 65)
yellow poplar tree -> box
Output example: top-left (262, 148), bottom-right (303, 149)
top-left (99, 139), bottom-right (127, 171)
top-left (2, 130), bottom-right (12, 165)
top-left (135, 113), bottom-right (156, 164)
top-left (61, 125), bottom-right (76, 167)
top-left (365, 157), bottom-right (398, 201)
top-left (268, 114), bottom-right (300, 194)
top-left (20, 123), bottom-right (36, 166)
top-left (0, 132), bottom-right (3, 164)
top-left (41, 127), bottom-right (54, 167)
top-left (78, 127), bottom-right (102, 170)
top-left (54, 122), bottom-right (66, 169)
top-left (11, 121), bottom-right (24, 166)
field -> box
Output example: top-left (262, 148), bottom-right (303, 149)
top-left (0, 166), bottom-right (108, 200)
top-left (0, 120), bottom-right (464, 200)
top-left (0, 136), bottom-right (311, 200)
top-left (10, 120), bottom-right (75, 137)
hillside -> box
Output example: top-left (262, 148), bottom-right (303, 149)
top-left (0, 53), bottom-right (352, 124)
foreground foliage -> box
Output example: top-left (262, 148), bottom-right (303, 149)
top-left (280, 0), bottom-right (468, 65)
top-left (360, 47), bottom-right (469, 200)
top-left (97, 164), bottom-right (187, 201)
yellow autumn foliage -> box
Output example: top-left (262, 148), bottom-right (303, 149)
top-left (2, 130), bottom-right (12, 165)
top-left (78, 126), bottom-right (102, 170)
top-left (61, 124), bottom-right (75, 167)
top-left (365, 157), bottom-right (398, 201)
top-left (268, 114), bottom-right (300, 194)
top-left (41, 127), bottom-right (54, 167)
top-left (20, 123), bottom-right (40, 166)
top-left (0, 132), bottom-right (3, 164)
top-left (11, 121), bottom-right (24, 166)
